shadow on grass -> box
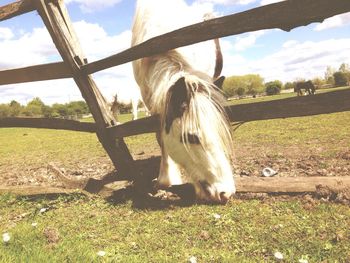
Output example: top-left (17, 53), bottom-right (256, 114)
top-left (83, 156), bottom-right (197, 210)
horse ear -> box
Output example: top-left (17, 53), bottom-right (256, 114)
top-left (165, 77), bottom-right (189, 133)
top-left (214, 76), bottom-right (225, 90)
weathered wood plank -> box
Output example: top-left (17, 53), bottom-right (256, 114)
top-left (0, 0), bottom-right (34, 22)
top-left (0, 117), bottom-right (96, 132)
top-left (34, 0), bottom-right (135, 174)
top-left (107, 115), bottom-right (160, 138)
top-left (82, 0), bottom-right (350, 74)
top-left (2, 89), bottom-right (349, 138)
top-left (0, 186), bottom-right (86, 196)
top-left (0, 62), bottom-right (71, 85)
top-left (106, 88), bottom-right (350, 139)
top-left (235, 176), bottom-right (350, 193)
top-left (226, 88), bottom-right (350, 122)
top-left (1, 176), bottom-right (349, 196)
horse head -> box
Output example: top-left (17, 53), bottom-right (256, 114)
top-left (161, 74), bottom-right (235, 203)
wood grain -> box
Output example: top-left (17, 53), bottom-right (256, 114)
top-left (0, 0), bottom-right (34, 22)
top-left (0, 62), bottom-right (70, 85)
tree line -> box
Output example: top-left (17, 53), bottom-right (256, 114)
top-left (223, 62), bottom-right (350, 97)
top-left (1, 63), bottom-right (349, 118)
top-left (0, 97), bottom-right (90, 119)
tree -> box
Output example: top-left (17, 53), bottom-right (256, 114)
top-left (23, 97), bottom-right (46, 116)
top-left (223, 74), bottom-right (264, 97)
top-left (339, 63), bottom-right (350, 73)
top-left (333, 71), bottom-right (349, 87)
top-left (236, 87), bottom-right (245, 97)
top-left (312, 77), bottom-right (325, 89)
top-left (283, 82), bottom-right (296, 91)
top-left (324, 66), bottom-right (335, 86)
top-left (9, 100), bottom-right (22, 117)
top-left (265, 80), bottom-right (282, 95)
top-left (52, 103), bottom-right (68, 118)
top-left (0, 104), bottom-right (10, 118)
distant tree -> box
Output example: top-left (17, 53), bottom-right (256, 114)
top-left (312, 77), bottom-right (325, 89)
top-left (9, 100), bottom-right (22, 117)
top-left (324, 66), bottom-right (335, 86)
top-left (117, 102), bottom-right (132, 114)
top-left (42, 105), bottom-right (53, 118)
top-left (0, 104), bottom-right (10, 118)
top-left (236, 87), bottom-right (245, 97)
top-left (339, 63), bottom-right (350, 73)
top-left (223, 74), bottom-right (264, 97)
top-left (333, 71), bottom-right (349, 87)
top-left (283, 81), bottom-right (296, 91)
top-left (51, 103), bottom-right (68, 118)
top-left (67, 101), bottom-right (90, 117)
top-left (265, 80), bottom-right (282, 95)
top-left (23, 97), bottom-right (46, 116)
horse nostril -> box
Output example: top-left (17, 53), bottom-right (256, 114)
top-left (219, 192), bottom-right (231, 204)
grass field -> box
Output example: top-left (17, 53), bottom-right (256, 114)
top-left (1, 87), bottom-right (350, 262)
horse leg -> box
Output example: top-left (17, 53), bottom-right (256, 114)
top-left (156, 132), bottom-right (183, 188)
top-left (131, 98), bottom-right (138, 120)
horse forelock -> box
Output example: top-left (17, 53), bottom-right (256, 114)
top-left (163, 74), bottom-right (233, 159)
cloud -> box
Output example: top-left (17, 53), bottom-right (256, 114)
top-left (0, 20), bottom-right (138, 105)
top-left (260, 0), bottom-right (285, 5)
top-left (223, 38), bottom-right (350, 82)
top-left (233, 30), bottom-right (266, 51)
top-left (0, 27), bottom-right (14, 40)
top-left (195, 0), bottom-right (256, 5)
top-left (0, 27), bottom-right (58, 69)
top-left (314, 13), bottom-right (350, 31)
top-left (65, 0), bottom-right (122, 13)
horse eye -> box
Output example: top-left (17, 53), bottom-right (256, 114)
top-left (180, 133), bottom-right (200, 144)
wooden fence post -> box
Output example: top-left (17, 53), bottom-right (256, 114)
top-left (34, 0), bottom-right (136, 177)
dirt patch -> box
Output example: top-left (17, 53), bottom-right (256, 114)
top-left (43, 227), bottom-right (60, 247)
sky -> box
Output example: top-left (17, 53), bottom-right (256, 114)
top-left (0, 0), bottom-right (350, 105)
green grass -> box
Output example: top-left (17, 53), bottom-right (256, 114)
top-left (226, 86), bottom-right (349, 106)
top-left (1, 88), bottom-right (350, 262)
top-left (1, 194), bottom-right (349, 262)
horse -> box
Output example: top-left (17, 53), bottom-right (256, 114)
top-left (109, 89), bottom-right (150, 123)
top-left (294, 80), bottom-right (316, 96)
top-left (131, 0), bottom-right (235, 203)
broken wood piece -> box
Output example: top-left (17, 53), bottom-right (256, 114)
top-left (47, 162), bottom-right (88, 189)
top-left (1, 176), bottom-right (348, 198)
top-left (235, 176), bottom-right (350, 193)
top-left (0, 186), bottom-right (86, 196)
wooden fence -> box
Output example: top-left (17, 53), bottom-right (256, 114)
top-left (1, 0), bottom-right (350, 194)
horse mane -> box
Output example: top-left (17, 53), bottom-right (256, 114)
top-left (179, 75), bottom-right (233, 159)
top-left (149, 50), bottom-right (232, 158)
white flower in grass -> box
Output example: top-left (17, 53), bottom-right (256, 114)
top-left (213, 213), bottom-right (221, 219)
top-left (97, 251), bottom-right (106, 257)
top-left (274, 251), bottom-right (284, 260)
top-left (2, 233), bottom-right (10, 243)
top-left (299, 259), bottom-right (308, 263)
top-left (39, 208), bottom-right (48, 213)
top-left (31, 222), bottom-right (38, 227)
top-left (189, 256), bottom-right (197, 263)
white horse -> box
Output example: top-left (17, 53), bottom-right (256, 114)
top-left (109, 89), bottom-right (149, 122)
top-left (131, 0), bottom-right (235, 203)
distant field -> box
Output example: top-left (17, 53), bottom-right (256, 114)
top-left (226, 86), bottom-right (349, 106)
top-left (0, 87), bottom-right (349, 262)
